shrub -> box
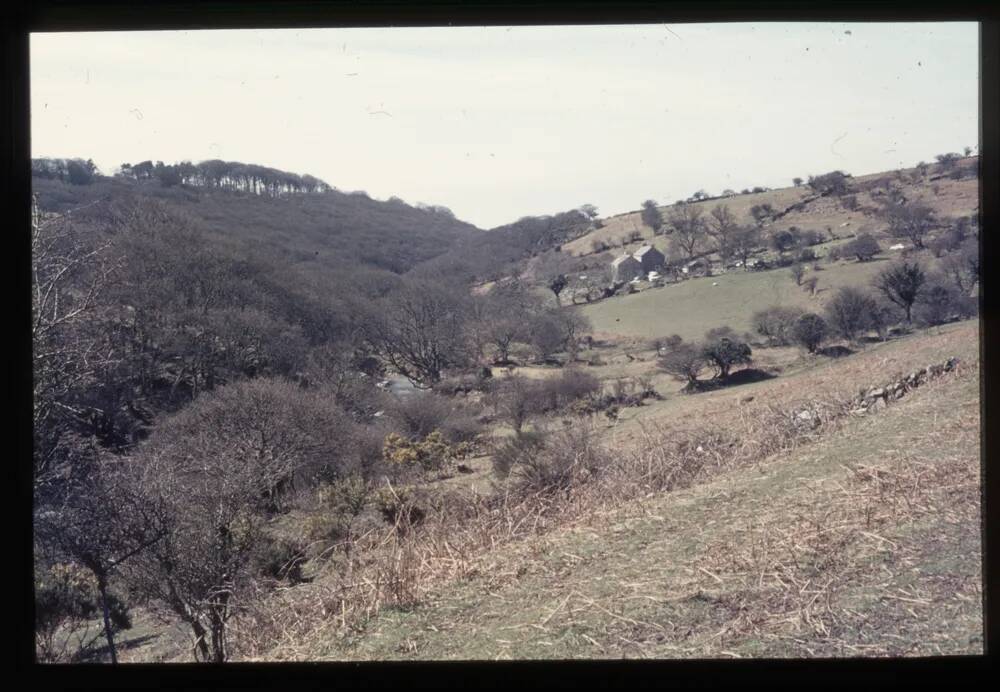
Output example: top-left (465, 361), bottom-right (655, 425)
top-left (798, 247), bottom-right (817, 263)
top-left (382, 430), bottom-right (471, 473)
top-left (35, 562), bottom-right (131, 662)
top-left (491, 431), bottom-right (547, 480)
top-left (928, 222), bottom-right (967, 258)
top-left (372, 484), bottom-right (426, 531)
top-left (789, 263), bottom-right (805, 285)
top-left (751, 306), bottom-right (806, 346)
top-left (254, 534), bottom-right (310, 585)
top-left (304, 474), bottom-right (373, 543)
top-left (386, 391), bottom-right (456, 441)
top-left (701, 335), bottom-right (752, 379)
top-left (913, 277), bottom-right (977, 327)
top-left (873, 261), bottom-right (927, 323)
top-left (842, 232), bottom-right (881, 262)
top-left (439, 411), bottom-right (485, 446)
top-left (792, 313), bottom-right (828, 353)
top-left (494, 427), bottom-right (605, 496)
top-left (537, 368), bottom-right (602, 411)
top-left (808, 170), bottom-right (852, 196)
top-left (868, 300), bottom-right (903, 341)
top-left (770, 228), bottom-right (801, 254)
top-left (841, 194), bottom-right (860, 211)
top-left (801, 230), bottom-right (825, 247)
top-left (655, 334), bottom-right (685, 353)
top-left (657, 342), bottom-right (707, 387)
top-left (825, 287), bottom-right (878, 342)
top-left (488, 375), bottom-right (542, 434)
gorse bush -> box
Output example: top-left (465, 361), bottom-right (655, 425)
top-left (372, 484), bottom-right (426, 532)
top-left (253, 534), bottom-right (310, 585)
top-left (382, 431), bottom-right (473, 474)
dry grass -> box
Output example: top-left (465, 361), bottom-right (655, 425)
top-left (690, 399), bottom-right (981, 657)
top-left (223, 323), bottom-right (979, 661)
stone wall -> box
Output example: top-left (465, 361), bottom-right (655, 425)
top-left (851, 357), bottom-right (960, 414)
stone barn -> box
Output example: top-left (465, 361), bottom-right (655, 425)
top-left (633, 244), bottom-right (665, 273)
top-left (611, 254), bottom-right (643, 283)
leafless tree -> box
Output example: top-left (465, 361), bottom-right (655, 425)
top-left (881, 193), bottom-right (937, 249)
top-left (729, 225), bottom-right (762, 270)
top-left (657, 341), bottom-right (707, 387)
top-left (704, 204), bottom-right (740, 261)
top-left (667, 203), bottom-right (706, 263)
top-left (35, 453), bottom-right (169, 664)
top-left (873, 261), bottom-right (926, 323)
top-left (126, 378), bottom-right (346, 662)
top-left (31, 197), bottom-right (122, 479)
top-left (363, 279), bottom-right (476, 386)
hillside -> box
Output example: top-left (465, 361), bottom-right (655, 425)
top-left (32, 171), bottom-right (484, 276)
top-left (31, 153), bottom-right (981, 665)
top-left (253, 321), bottom-right (981, 660)
top-left (558, 158), bottom-right (980, 341)
top-left (563, 157), bottom-right (979, 260)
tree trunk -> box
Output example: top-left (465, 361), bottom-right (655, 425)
top-left (97, 575), bottom-right (118, 664)
top-left (190, 619), bottom-right (211, 662)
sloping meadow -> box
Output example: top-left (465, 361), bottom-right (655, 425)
top-left (224, 322), bottom-right (979, 660)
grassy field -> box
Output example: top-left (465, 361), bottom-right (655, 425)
top-left (246, 321), bottom-right (980, 661)
top-left (578, 252), bottom-right (913, 341)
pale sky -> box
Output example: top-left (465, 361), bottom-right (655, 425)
top-left (31, 23), bottom-right (978, 229)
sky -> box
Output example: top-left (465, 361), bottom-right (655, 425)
top-left (30, 23), bottom-right (979, 229)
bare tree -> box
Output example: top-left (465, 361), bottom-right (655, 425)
top-left (729, 225), bottom-right (762, 270)
top-left (31, 198), bottom-right (121, 479)
top-left (531, 251), bottom-right (579, 306)
top-left (35, 454), bottom-right (168, 664)
top-left (658, 341), bottom-right (707, 388)
top-left (825, 287), bottom-right (878, 342)
top-left (667, 203), bottom-right (706, 263)
top-left (705, 204), bottom-right (739, 261)
top-left (128, 379), bottom-right (345, 662)
top-left (363, 279), bottom-right (475, 386)
top-left (881, 194), bottom-right (936, 249)
top-left (873, 261), bottom-right (926, 323)
top-left (476, 283), bottom-right (543, 364)
top-left (528, 308), bottom-right (591, 362)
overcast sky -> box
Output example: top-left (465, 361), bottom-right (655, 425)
top-left (31, 23), bottom-right (978, 229)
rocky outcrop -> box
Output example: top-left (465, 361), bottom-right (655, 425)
top-left (851, 357), bottom-right (960, 415)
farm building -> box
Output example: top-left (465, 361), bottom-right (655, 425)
top-left (633, 244), bottom-right (666, 273)
top-left (611, 254), bottom-right (643, 283)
